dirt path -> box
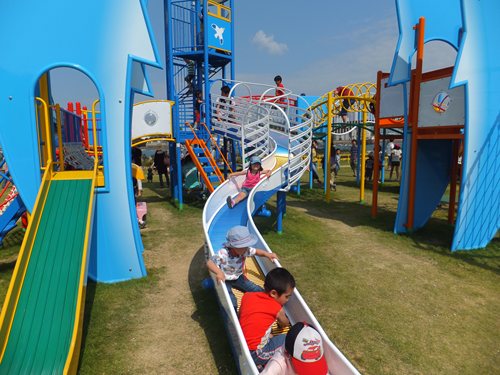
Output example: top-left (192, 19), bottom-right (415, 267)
top-left (127, 196), bottom-right (223, 374)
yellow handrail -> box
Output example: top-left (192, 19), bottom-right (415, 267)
top-left (0, 160), bottom-right (53, 362)
top-left (208, 0), bottom-right (231, 21)
top-left (49, 104), bottom-right (65, 171)
top-left (91, 100), bottom-right (100, 161)
top-left (308, 83), bottom-right (377, 126)
top-left (35, 98), bottom-right (54, 173)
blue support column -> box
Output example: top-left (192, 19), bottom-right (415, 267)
top-left (231, 139), bottom-right (237, 172)
top-left (296, 180), bottom-right (300, 195)
top-left (276, 190), bottom-right (286, 235)
top-left (223, 136), bottom-right (228, 178)
top-left (216, 135), bottom-right (221, 160)
top-left (169, 141), bottom-right (176, 197)
top-left (176, 142), bottom-right (183, 210)
top-left (255, 204), bottom-right (271, 217)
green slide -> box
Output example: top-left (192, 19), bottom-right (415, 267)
top-left (0, 177), bottom-right (94, 374)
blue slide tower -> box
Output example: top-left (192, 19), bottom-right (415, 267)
top-left (164, 0), bottom-right (235, 208)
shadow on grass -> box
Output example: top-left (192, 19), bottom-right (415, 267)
top-left (188, 246), bottom-right (237, 375)
top-left (0, 259), bottom-right (18, 272)
top-left (78, 279), bottom-right (97, 372)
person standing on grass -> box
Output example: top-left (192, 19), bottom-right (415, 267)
top-left (329, 145), bottom-right (337, 191)
top-left (350, 140), bottom-right (358, 177)
top-left (378, 150), bottom-right (386, 182)
top-left (389, 143), bottom-right (402, 181)
top-left (365, 151), bottom-right (374, 183)
top-left (386, 139), bottom-right (394, 171)
top-left (153, 148), bottom-right (169, 188)
top-left (311, 140), bottom-right (322, 184)
top-left (335, 148), bottom-right (341, 178)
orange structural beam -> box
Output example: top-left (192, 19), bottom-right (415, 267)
top-left (405, 17), bottom-right (425, 232)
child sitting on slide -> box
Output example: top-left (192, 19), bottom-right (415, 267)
top-left (226, 156), bottom-right (271, 209)
top-left (239, 267), bottom-right (295, 369)
top-left (206, 226), bottom-right (279, 309)
top-left (261, 322), bottom-right (330, 375)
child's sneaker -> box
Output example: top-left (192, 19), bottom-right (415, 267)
top-left (226, 196), bottom-right (234, 209)
top-left (396, 178), bottom-right (399, 182)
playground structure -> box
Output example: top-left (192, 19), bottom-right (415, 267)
top-left (371, 67), bottom-right (464, 233)
top-left (202, 80), bottom-right (361, 374)
top-left (371, 0), bottom-right (500, 252)
top-left (0, 0), bottom-right (162, 372)
top-left (0, 162), bottom-right (27, 245)
top-left (162, 1), bottom-right (361, 373)
top-left (0, 0), bottom-right (497, 373)
top-left (0, 0), bottom-right (361, 373)
top-left (308, 84), bottom-right (378, 203)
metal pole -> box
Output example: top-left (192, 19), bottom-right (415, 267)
top-left (176, 142), bottom-right (183, 210)
top-left (406, 17), bottom-right (425, 232)
top-left (360, 109), bottom-right (367, 203)
top-left (326, 93), bottom-right (333, 203)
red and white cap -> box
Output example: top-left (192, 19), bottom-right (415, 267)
top-left (285, 322), bottom-right (328, 375)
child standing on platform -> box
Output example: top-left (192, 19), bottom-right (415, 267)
top-left (194, 89), bottom-right (204, 129)
top-left (183, 58), bottom-right (195, 92)
top-left (206, 226), bottom-right (279, 309)
top-left (226, 156), bottom-right (271, 209)
top-left (239, 267), bottom-right (295, 369)
top-left (275, 75), bottom-right (284, 97)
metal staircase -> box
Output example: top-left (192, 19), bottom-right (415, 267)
top-left (184, 123), bottom-right (232, 193)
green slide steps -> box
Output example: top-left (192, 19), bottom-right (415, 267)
top-left (0, 178), bottom-right (93, 374)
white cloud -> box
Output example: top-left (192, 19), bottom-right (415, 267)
top-left (252, 30), bottom-right (288, 55)
top-left (240, 15), bottom-right (457, 97)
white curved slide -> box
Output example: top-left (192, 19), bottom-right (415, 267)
top-left (203, 124), bottom-right (361, 374)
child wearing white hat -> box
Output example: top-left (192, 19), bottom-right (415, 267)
top-left (206, 226), bottom-right (278, 309)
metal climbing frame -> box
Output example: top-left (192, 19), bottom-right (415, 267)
top-left (210, 79), bottom-right (313, 190)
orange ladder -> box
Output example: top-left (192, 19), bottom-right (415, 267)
top-left (185, 123), bottom-right (233, 193)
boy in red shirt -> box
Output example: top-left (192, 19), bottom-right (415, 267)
top-left (239, 268), bottom-right (296, 369)
top-left (275, 75), bottom-right (285, 97)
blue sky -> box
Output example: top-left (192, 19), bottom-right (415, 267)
top-left (51, 0), bottom-right (457, 108)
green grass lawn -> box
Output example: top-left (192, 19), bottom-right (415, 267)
top-left (0, 163), bottom-right (498, 374)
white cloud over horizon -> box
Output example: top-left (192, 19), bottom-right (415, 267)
top-left (239, 14), bottom-right (457, 98)
top-left (252, 30), bottom-right (288, 55)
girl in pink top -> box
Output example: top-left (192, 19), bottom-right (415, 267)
top-left (227, 156), bottom-right (272, 209)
